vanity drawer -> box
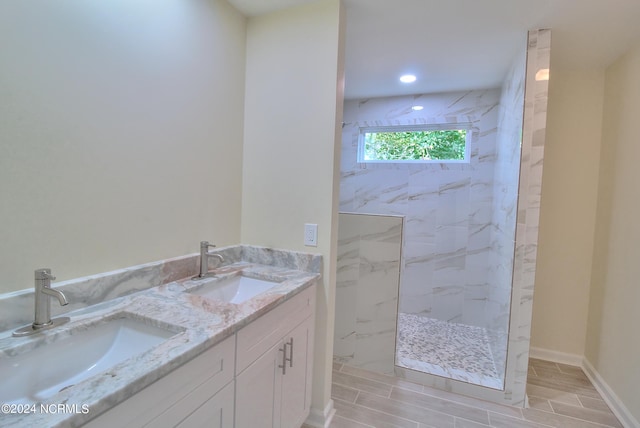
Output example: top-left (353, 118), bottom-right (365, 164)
top-left (236, 285), bottom-right (315, 374)
top-left (86, 334), bottom-right (235, 428)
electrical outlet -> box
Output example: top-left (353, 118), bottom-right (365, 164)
top-left (304, 223), bottom-right (318, 247)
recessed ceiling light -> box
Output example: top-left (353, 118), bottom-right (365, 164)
top-left (411, 105), bottom-right (424, 111)
top-left (400, 74), bottom-right (417, 83)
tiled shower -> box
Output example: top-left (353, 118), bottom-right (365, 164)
top-left (335, 29), bottom-right (550, 405)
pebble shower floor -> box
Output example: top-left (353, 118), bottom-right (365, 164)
top-left (395, 313), bottom-right (504, 389)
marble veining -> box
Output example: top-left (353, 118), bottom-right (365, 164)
top-left (341, 89), bottom-right (501, 330)
top-left (0, 245), bottom-right (320, 427)
top-left (334, 213), bottom-right (402, 375)
top-left (336, 29), bottom-right (550, 407)
top-left (0, 245), bottom-right (320, 333)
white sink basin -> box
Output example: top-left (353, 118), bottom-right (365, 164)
top-left (189, 275), bottom-right (281, 304)
top-left (0, 315), bottom-right (179, 404)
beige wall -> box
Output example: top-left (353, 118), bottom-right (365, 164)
top-left (531, 67), bottom-right (605, 356)
top-left (585, 41), bottom-right (640, 422)
top-left (0, 0), bottom-right (246, 293)
top-left (241, 0), bottom-right (344, 417)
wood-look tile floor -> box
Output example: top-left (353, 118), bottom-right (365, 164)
top-left (323, 358), bottom-right (622, 428)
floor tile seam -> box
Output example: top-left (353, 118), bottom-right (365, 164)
top-left (345, 396), bottom-right (427, 427)
top-left (522, 408), bottom-right (618, 428)
top-left (332, 372), bottom-right (394, 396)
top-left (380, 389), bottom-right (490, 426)
top-left (487, 410), bottom-right (555, 428)
top-left (533, 376), bottom-right (595, 389)
top-left (332, 413), bottom-right (376, 428)
top-left (333, 385), bottom-right (391, 399)
top-left (547, 400), bottom-right (622, 427)
top-left (330, 386), bottom-right (360, 404)
top-left (534, 374), bottom-right (593, 386)
top-left (529, 366), bottom-right (563, 374)
top-left (533, 377), bottom-right (593, 388)
top-left (392, 384), bottom-right (518, 419)
top-left (527, 378), bottom-right (599, 396)
top-left (548, 397), bottom-right (616, 415)
top-left (526, 382), bottom-right (581, 395)
top-left (535, 369), bottom-right (590, 380)
top-left (334, 369), bottom-right (394, 388)
top-left (341, 367), bottom-right (423, 392)
top-left (453, 415), bottom-right (493, 428)
top-left (526, 392), bottom-right (580, 406)
top-left (576, 395), bottom-right (610, 411)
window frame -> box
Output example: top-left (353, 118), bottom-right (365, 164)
top-left (357, 123), bottom-right (473, 164)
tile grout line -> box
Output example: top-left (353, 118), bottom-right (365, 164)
top-left (341, 395), bottom-right (427, 427)
top-left (384, 385), bottom-right (493, 426)
top-left (524, 410), bottom-right (619, 428)
top-left (334, 413), bottom-right (376, 428)
top-left (331, 358), bottom-right (624, 428)
top-left (547, 400), bottom-right (622, 428)
top-left (392, 384), bottom-right (529, 421)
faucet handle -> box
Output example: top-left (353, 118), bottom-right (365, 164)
top-left (35, 268), bottom-right (56, 281)
top-left (200, 241), bottom-right (217, 249)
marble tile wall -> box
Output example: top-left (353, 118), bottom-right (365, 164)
top-left (487, 46), bottom-right (528, 381)
top-left (502, 28), bottom-right (551, 407)
top-left (337, 29), bottom-right (549, 408)
top-left (340, 90), bottom-right (501, 328)
top-left (334, 213), bottom-right (402, 374)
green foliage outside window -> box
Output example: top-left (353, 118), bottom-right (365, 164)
top-left (363, 129), bottom-right (467, 161)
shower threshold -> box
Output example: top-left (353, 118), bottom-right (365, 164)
top-left (395, 313), bottom-right (504, 389)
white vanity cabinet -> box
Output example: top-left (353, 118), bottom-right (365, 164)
top-left (84, 284), bottom-right (315, 428)
top-left (235, 285), bottom-right (315, 428)
top-left (85, 334), bottom-right (236, 428)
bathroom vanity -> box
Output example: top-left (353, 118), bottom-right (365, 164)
top-left (0, 246), bottom-right (320, 428)
top-left (86, 285), bottom-right (315, 428)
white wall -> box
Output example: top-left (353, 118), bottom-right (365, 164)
top-left (0, 0), bottom-right (246, 293)
top-left (586, 40), bottom-right (640, 424)
top-left (530, 67), bottom-right (605, 357)
top-left (241, 0), bottom-right (344, 419)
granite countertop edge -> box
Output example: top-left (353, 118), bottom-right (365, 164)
top-left (1, 262), bottom-right (319, 428)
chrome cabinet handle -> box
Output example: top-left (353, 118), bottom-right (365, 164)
top-left (288, 338), bottom-right (294, 368)
top-left (278, 338), bottom-right (295, 374)
top-left (279, 343), bottom-right (288, 375)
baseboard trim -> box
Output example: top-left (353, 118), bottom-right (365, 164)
top-left (528, 346), bottom-right (583, 366)
top-left (529, 347), bottom-right (639, 428)
top-left (304, 399), bottom-right (335, 428)
top-left (582, 358), bottom-right (640, 428)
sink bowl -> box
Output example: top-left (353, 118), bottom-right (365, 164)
top-left (0, 315), bottom-right (180, 404)
top-left (189, 275), bottom-right (281, 304)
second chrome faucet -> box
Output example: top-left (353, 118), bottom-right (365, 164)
top-left (193, 241), bottom-right (225, 279)
top-left (13, 268), bottom-right (70, 337)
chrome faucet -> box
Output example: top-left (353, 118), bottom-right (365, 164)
top-left (13, 268), bottom-right (70, 337)
top-left (193, 241), bottom-right (225, 279)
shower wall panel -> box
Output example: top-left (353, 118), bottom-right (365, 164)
top-left (488, 49), bottom-right (528, 378)
top-left (340, 90), bottom-right (500, 328)
top-left (334, 213), bottom-right (402, 374)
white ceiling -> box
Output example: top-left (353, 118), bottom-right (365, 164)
top-left (228, 0), bottom-right (640, 99)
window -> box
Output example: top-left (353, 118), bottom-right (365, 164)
top-left (358, 124), bottom-right (471, 163)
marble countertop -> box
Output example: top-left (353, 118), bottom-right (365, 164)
top-left (0, 259), bottom-right (319, 428)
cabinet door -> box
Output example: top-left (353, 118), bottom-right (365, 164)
top-left (177, 381), bottom-right (234, 428)
top-left (280, 316), bottom-right (314, 428)
top-left (86, 335), bottom-right (235, 428)
top-left (235, 343), bottom-right (282, 428)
